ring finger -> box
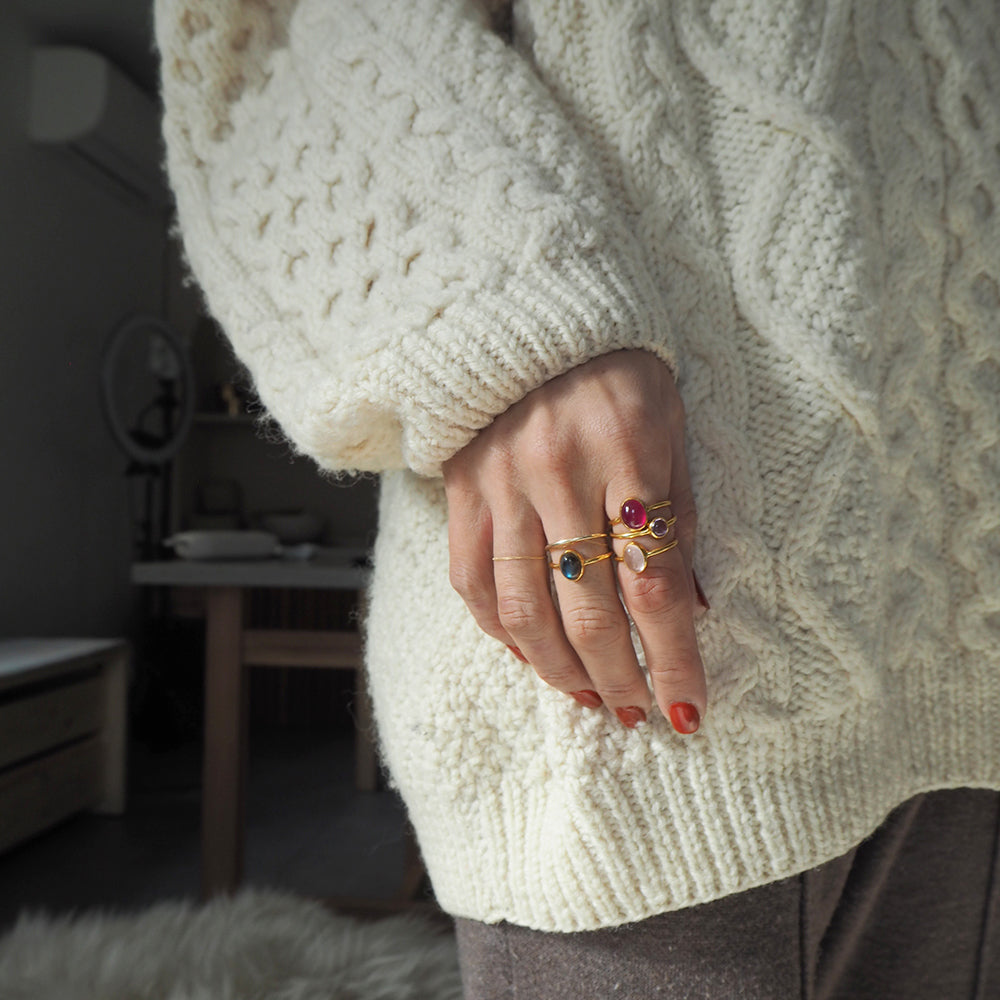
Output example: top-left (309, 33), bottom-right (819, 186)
top-left (609, 492), bottom-right (706, 734)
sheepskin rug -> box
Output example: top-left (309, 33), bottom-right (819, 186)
top-left (0, 889), bottom-right (462, 1000)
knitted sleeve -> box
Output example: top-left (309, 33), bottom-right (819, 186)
top-left (156, 0), bottom-right (676, 476)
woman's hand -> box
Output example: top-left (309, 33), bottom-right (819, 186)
top-left (442, 350), bottom-right (707, 733)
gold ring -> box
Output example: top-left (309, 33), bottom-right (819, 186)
top-left (613, 514), bottom-right (677, 540)
top-left (544, 532), bottom-right (611, 583)
top-left (546, 549), bottom-right (613, 582)
top-left (608, 499), bottom-right (679, 573)
top-left (544, 531), bottom-right (610, 550)
top-left (614, 538), bottom-right (680, 573)
top-left (608, 498), bottom-right (672, 532)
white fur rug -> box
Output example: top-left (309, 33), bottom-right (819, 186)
top-left (0, 890), bottom-right (462, 1000)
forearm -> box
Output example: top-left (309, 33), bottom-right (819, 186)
top-left (157, 0), bottom-right (676, 477)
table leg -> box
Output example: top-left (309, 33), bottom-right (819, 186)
top-left (201, 586), bottom-right (247, 896)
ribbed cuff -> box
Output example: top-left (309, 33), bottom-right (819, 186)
top-left (413, 670), bottom-right (1000, 931)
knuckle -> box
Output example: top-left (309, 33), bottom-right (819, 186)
top-left (496, 593), bottom-right (547, 639)
top-left (461, 595), bottom-right (505, 637)
top-left (562, 603), bottom-right (628, 653)
top-left (595, 676), bottom-right (649, 703)
top-left (527, 449), bottom-right (574, 488)
top-left (533, 662), bottom-right (583, 691)
top-left (621, 572), bottom-right (675, 618)
top-left (448, 559), bottom-right (485, 599)
top-left (519, 428), bottom-right (576, 482)
top-left (622, 565), bottom-right (690, 620)
top-left (477, 611), bottom-right (507, 640)
top-left (449, 560), bottom-right (506, 635)
top-left (596, 410), bottom-right (641, 452)
top-left (648, 654), bottom-right (701, 687)
top-left (442, 469), bottom-right (477, 503)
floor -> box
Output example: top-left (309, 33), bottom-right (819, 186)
top-left (0, 727), bottom-right (420, 933)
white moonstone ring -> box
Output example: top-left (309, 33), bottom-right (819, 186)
top-left (609, 498), bottom-right (678, 573)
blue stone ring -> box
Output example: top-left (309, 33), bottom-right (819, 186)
top-left (544, 532), bottom-right (612, 582)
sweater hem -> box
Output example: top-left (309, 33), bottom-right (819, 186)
top-left (411, 684), bottom-right (1000, 931)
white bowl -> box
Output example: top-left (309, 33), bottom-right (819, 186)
top-left (258, 510), bottom-right (326, 544)
top-left (166, 531), bottom-right (280, 560)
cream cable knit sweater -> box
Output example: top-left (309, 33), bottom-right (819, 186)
top-left (157, 0), bottom-right (1000, 931)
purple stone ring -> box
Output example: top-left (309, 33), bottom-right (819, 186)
top-left (609, 498), bottom-right (674, 534)
top-left (609, 498), bottom-right (678, 573)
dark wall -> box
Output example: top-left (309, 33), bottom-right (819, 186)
top-left (1, 2), bottom-right (379, 642)
top-left (0, 4), bottom-right (166, 636)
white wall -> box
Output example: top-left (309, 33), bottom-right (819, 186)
top-left (0, 5), bottom-right (166, 636)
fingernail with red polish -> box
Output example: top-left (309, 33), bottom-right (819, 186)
top-left (693, 572), bottom-right (711, 611)
top-left (669, 702), bottom-right (701, 735)
top-left (506, 645), bottom-right (529, 664)
top-left (571, 690), bottom-right (603, 709)
top-left (615, 706), bottom-right (647, 729)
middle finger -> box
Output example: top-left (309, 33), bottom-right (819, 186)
top-left (542, 505), bottom-right (653, 726)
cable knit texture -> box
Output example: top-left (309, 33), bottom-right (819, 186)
top-left (157, 0), bottom-right (1000, 930)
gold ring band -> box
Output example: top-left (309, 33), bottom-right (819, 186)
top-left (543, 531), bottom-right (609, 552)
top-left (491, 495), bottom-right (681, 583)
top-left (613, 515), bottom-right (677, 540)
top-left (614, 538), bottom-right (680, 573)
top-left (547, 548), bottom-right (613, 582)
top-left (608, 498), bottom-right (679, 573)
top-left (544, 532), bottom-right (611, 582)
top-left (608, 498), bottom-right (672, 529)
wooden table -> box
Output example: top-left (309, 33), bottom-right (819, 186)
top-left (132, 551), bottom-right (371, 897)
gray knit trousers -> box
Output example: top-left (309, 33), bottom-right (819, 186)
top-left (456, 788), bottom-right (1000, 999)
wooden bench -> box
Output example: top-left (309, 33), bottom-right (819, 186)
top-left (0, 638), bottom-right (128, 854)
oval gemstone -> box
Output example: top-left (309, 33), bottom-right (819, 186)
top-left (560, 550), bottom-right (584, 581)
top-left (621, 498), bottom-right (647, 530)
top-left (649, 517), bottom-right (670, 538)
top-left (623, 542), bottom-right (648, 573)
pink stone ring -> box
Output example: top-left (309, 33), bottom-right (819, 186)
top-left (609, 498), bottom-right (678, 573)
